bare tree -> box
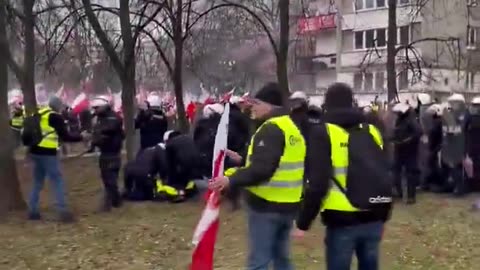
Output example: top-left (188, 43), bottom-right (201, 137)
top-left (387, 0), bottom-right (397, 102)
top-left (78, 0), bottom-right (164, 161)
top-left (0, 0), bottom-right (26, 215)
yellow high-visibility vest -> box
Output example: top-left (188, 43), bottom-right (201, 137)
top-left (321, 123), bottom-right (383, 212)
top-left (246, 115), bottom-right (305, 203)
top-left (37, 107), bottom-right (59, 149)
top-left (10, 116), bottom-right (24, 130)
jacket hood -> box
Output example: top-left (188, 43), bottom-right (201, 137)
top-left (323, 108), bottom-right (367, 129)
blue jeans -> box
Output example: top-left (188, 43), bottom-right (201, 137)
top-left (29, 155), bottom-right (68, 214)
top-left (326, 222), bottom-right (383, 270)
top-left (246, 208), bottom-right (295, 270)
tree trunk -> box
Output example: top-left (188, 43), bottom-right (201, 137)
top-left (22, 0), bottom-right (37, 114)
top-left (173, 0), bottom-right (188, 133)
top-left (277, 0), bottom-right (290, 99)
top-left (121, 75), bottom-right (136, 162)
top-left (0, 1), bottom-right (26, 216)
top-left (119, 0), bottom-right (136, 161)
top-left (386, 0), bottom-right (397, 102)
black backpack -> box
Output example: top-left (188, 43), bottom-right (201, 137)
top-left (332, 123), bottom-right (393, 211)
top-left (21, 109), bottom-right (53, 147)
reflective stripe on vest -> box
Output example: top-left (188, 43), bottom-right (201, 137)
top-left (37, 107), bottom-right (59, 149)
top-left (246, 115), bottom-right (305, 203)
top-left (11, 117), bottom-right (24, 130)
top-left (321, 123), bottom-right (383, 212)
top-left (156, 179), bottom-right (195, 196)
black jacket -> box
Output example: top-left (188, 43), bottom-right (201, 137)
top-left (392, 109), bottom-right (422, 158)
top-left (429, 116), bottom-right (443, 153)
top-left (165, 134), bottom-right (203, 188)
top-left (135, 109), bottom-right (168, 149)
top-left (297, 108), bottom-right (391, 230)
top-left (193, 114), bottom-right (222, 177)
top-left (126, 144), bottom-right (167, 180)
top-left (29, 111), bottom-right (83, 156)
top-left (226, 106), bottom-right (251, 168)
top-left (92, 109), bottom-right (124, 155)
top-left (229, 108), bottom-right (300, 214)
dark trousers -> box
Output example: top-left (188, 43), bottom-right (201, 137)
top-left (123, 168), bottom-right (154, 201)
top-left (424, 151), bottom-right (441, 188)
top-left (393, 155), bottom-right (419, 199)
top-left (472, 155), bottom-right (480, 191)
top-left (99, 155), bottom-right (122, 208)
top-left (440, 162), bottom-right (465, 195)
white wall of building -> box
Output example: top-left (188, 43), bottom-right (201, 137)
top-left (315, 30), bottom-right (337, 55)
top-left (315, 69), bottom-right (336, 90)
top-left (342, 6), bottom-right (422, 31)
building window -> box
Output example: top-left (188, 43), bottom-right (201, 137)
top-left (354, 28), bottom-right (387, 49)
top-left (377, 29), bottom-right (386, 47)
top-left (398, 26), bottom-right (410, 46)
top-left (467, 0), bottom-right (478, 7)
top-left (353, 72), bottom-right (385, 91)
top-left (398, 70), bottom-right (409, 90)
top-left (355, 0), bottom-right (386, 11)
top-left (354, 73), bottom-right (363, 91)
top-left (467, 72), bottom-right (476, 90)
top-left (365, 72), bottom-right (374, 90)
top-left (467, 27), bottom-right (477, 49)
top-left (375, 72), bottom-right (385, 90)
top-left (355, 31), bottom-right (364, 49)
top-left (366, 30), bottom-right (375, 48)
top-left (397, 0), bottom-right (410, 5)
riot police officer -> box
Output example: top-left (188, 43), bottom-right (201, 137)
top-left (441, 94), bottom-right (468, 196)
top-left (392, 102), bottom-right (422, 204)
top-left (90, 96), bottom-right (125, 211)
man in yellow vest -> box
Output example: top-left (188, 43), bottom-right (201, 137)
top-left (28, 96), bottom-right (86, 223)
top-left (294, 83), bottom-right (391, 270)
top-left (9, 102), bottom-right (24, 147)
top-left (210, 82), bottom-right (305, 270)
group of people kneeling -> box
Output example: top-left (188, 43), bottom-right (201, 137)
top-left (122, 130), bottom-right (201, 203)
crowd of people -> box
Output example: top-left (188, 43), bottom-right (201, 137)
top-left (9, 81), bottom-right (480, 270)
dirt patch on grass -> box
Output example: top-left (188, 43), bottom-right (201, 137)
top-left (1, 158), bottom-right (479, 270)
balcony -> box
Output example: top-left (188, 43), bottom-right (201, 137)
top-left (297, 14), bottom-right (336, 35)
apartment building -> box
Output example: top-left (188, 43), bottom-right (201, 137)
top-left (295, 0), bottom-right (480, 94)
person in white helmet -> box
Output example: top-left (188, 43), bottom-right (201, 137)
top-left (440, 93), bottom-right (468, 196)
top-left (90, 95), bottom-right (125, 211)
top-left (467, 96), bottom-right (480, 191)
top-left (135, 94), bottom-right (168, 152)
top-left (391, 102), bottom-right (422, 204)
top-left (422, 103), bottom-right (444, 191)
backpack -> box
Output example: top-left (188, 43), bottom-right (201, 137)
top-left (332, 123), bottom-right (393, 211)
top-left (21, 109), bottom-right (52, 147)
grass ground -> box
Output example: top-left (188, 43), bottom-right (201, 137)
top-left (1, 157), bottom-right (480, 270)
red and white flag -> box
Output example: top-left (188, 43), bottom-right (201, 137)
top-left (190, 103), bottom-right (230, 270)
top-left (71, 92), bottom-right (89, 115)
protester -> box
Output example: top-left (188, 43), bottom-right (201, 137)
top-left (9, 101), bottom-right (24, 147)
top-left (210, 82), bottom-right (305, 270)
top-left (90, 95), bottom-right (125, 212)
top-left (288, 91), bottom-right (313, 139)
top-left (295, 83), bottom-right (392, 270)
top-left (27, 96), bottom-right (86, 222)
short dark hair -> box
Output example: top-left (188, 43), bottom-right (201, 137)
top-left (324, 83), bottom-right (354, 110)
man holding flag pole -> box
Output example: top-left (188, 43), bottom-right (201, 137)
top-left (207, 83), bottom-right (306, 270)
